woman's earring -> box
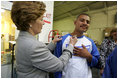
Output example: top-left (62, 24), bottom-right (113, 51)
top-left (30, 25), bottom-right (32, 27)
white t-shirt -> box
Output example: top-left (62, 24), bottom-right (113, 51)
top-left (62, 35), bottom-right (92, 78)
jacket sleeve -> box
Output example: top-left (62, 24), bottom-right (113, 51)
top-left (30, 41), bottom-right (73, 72)
top-left (47, 42), bottom-right (56, 52)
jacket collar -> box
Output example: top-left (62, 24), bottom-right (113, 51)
top-left (18, 31), bottom-right (37, 40)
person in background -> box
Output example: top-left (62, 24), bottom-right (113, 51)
top-left (54, 13), bottom-right (100, 78)
top-left (99, 28), bottom-right (117, 75)
top-left (102, 45), bottom-right (117, 78)
top-left (11, 1), bottom-right (77, 78)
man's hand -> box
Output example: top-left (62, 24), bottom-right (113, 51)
top-left (100, 68), bottom-right (104, 76)
top-left (73, 44), bottom-right (92, 63)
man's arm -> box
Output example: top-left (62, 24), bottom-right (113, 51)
top-left (88, 40), bottom-right (100, 67)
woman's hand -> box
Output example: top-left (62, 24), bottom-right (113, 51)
top-left (52, 35), bottom-right (62, 44)
top-left (69, 35), bottom-right (77, 46)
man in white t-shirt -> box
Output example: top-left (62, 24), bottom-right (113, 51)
top-left (54, 13), bottom-right (100, 78)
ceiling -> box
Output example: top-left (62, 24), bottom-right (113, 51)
top-left (5, 1), bottom-right (117, 21)
top-left (53, 1), bottom-right (117, 21)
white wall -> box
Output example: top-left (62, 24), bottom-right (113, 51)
top-left (1, 1), bottom-right (13, 10)
top-left (87, 7), bottom-right (116, 44)
top-left (38, 1), bottom-right (54, 43)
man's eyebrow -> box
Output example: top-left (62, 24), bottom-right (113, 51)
top-left (86, 19), bottom-right (90, 22)
top-left (80, 18), bottom-right (90, 21)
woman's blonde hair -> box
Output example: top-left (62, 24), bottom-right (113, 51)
top-left (11, 1), bottom-right (46, 31)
